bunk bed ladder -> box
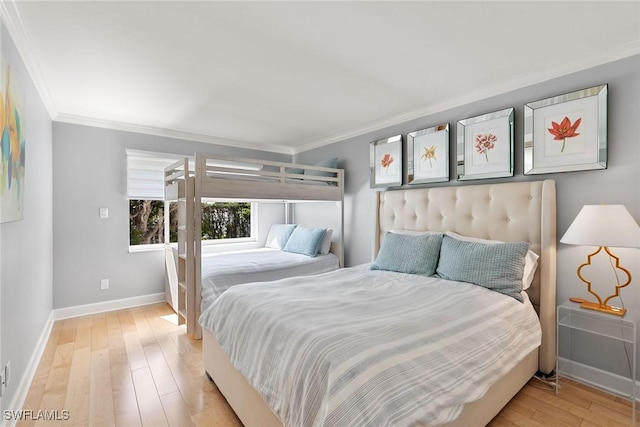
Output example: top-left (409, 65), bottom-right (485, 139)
top-left (175, 176), bottom-right (197, 335)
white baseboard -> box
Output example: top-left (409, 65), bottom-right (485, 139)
top-left (1, 293), bottom-right (167, 427)
top-left (3, 312), bottom-right (54, 427)
top-left (52, 292), bottom-right (166, 320)
top-left (557, 357), bottom-right (639, 401)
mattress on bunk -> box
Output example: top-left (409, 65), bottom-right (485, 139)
top-left (200, 265), bottom-right (542, 427)
top-left (200, 247), bottom-right (339, 310)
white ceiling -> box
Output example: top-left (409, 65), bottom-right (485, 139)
top-left (3, 1), bottom-right (640, 154)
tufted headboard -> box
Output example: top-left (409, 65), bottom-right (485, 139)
top-left (373, 179), bottom-right (557, 374)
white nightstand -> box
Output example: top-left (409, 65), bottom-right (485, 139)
top-left (557, 300), bottom-right (639, 424)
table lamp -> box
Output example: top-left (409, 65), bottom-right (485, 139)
top-left (560, 204), bottom-right (640, 316)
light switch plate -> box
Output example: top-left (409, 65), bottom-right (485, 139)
top-left (99, 207), bottom-right (109, 219)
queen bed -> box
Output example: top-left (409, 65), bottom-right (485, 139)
top-left (199, 179), bottom-right (557, 426)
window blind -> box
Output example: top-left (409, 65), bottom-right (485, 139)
top-left (126, 149), bottom-right (189, 200)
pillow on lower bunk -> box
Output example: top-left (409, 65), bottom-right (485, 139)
top-left (371, 231), bottom-right (443, 275)
top-left (283, 226), bottom-right (327, 257)
top-left (436, 235), bottom-right (529, 302)
top-left (319, 228), bottom-right (333, 255)
top-left (265, 224), bottom-right (298, 249)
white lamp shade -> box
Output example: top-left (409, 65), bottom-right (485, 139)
top-left (560, 205), bottom-right (640, 248)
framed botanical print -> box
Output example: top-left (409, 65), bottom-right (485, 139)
top-left (524, 84), bottom-right (607, 175)
top-left (370, 135), bottom-right (402, 188)
top-left (406, 124), bottom-right (449, 184)
top-left (457, 107), bottom-right (514, 180)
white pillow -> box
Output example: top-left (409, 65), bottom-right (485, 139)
top-left (319, 229), bottom-right (333, 255)
top-left (445, 231), bottom-right (539, 290)
top-left (265, 224), bottom-right (298, 249)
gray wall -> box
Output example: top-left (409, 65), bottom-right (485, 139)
top-left (296, 55), bottom-right (640, 377)
top-left (52, 123), bottom-right (290, 309)
top-left (0, 24), bottom-right (53, 413)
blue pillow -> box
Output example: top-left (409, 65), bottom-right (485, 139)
top-left (265, 224), bottom-right (298, 249)
top-left (283, 226), bottom-right (327, 257)
top-left (304, 158), bottom-right (338, 177)
top-left (436, 235), bottom-right (529, 302)
top-left (371, 232), bottom-right (443, 275)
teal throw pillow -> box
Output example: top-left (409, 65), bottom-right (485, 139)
top-left (436, 235), bottom-right (529, 302)
top-left (371, 232), bottom-right (443, 275)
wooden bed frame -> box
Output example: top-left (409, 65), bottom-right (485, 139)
top-left (203, 179), bottom-right (557, 426)
top-left (164, 152), bottom-right (345, 339)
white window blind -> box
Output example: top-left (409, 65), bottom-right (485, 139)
top-left (126, 149), bottom-right (190, 200)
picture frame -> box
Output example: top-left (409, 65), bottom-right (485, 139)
top-left (370, 135), bottom-right (402, 188)
top-left (524, 84), bottom-right (607, 175)
top-left (457, 107), bottom-right (514, 180)
top-left (406, 124), bottom-right (449, 185)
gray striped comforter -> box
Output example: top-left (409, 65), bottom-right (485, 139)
top-left (199, 265), bottom-right (541, 426)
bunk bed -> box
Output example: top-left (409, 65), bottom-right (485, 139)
top-left (199, 179), bottom-right (557, 426)
top-left (164, 152), bottom-right (344, 339)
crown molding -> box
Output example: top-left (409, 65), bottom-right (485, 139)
top-left (0, 0), bottom-right (58, 119)
top-left (1, 0), bottom-right (637, 156)
top-left (54, 113), bottom-right (296, 155)
top-left (291, 41), bottom-right (640, 154)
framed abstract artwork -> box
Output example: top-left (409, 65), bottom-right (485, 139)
top-left (457, 107), bottom-right (514, 180)
top-left (370, 135), bottom-right (402, 188)
top-left (0, 59), bottom-right (26, 223)
top-left (524, 84), bottom-right (607, 175)
top-left (406, 123), bottom-right (449, 184)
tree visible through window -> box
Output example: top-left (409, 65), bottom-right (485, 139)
top-left (129, 200), bottom-right (252, 246)
top-left (200, 202), bottom-right (251, 240)
top-left (130, 200), bottom-right (167, 245)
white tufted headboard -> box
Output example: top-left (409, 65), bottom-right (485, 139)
top-left (373, 179), bottom-right (557, 374)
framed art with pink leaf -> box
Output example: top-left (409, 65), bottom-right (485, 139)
top-left (524, 84), bottom-right (607, 175)
top-left (457, 107), bottom-right (514, 180)
top-left (370, 135), bottom-right (402, 188)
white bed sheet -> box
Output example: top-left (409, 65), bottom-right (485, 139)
top-left (200, 265), bottom-right (541, 427)
top-left (200, 247), bottom-right (339, 311)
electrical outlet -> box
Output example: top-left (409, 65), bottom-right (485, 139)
top-left (100, 279), bottom-right (109, 290)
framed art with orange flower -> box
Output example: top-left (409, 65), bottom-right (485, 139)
top-left (524, 84), bottom-right (607, 175)
top-left (370, 135), bottom-right (402, 188)
top-left (406, 124), bottom-right (449, 185)
top-left (457, 108), bottom-right (514, 181)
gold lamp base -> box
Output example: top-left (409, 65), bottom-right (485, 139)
top-left (569, 297), bottom-right (626, 316)
top-left (569, 246), bottom-right (632, 318)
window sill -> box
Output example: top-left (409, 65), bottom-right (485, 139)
top-left (129, 244), bottom-right (165, 253)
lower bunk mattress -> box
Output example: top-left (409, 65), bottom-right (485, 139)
top-left (199, 265), bottom-right (541, 426)
top-left (200, 247), bottom-right (339, 311)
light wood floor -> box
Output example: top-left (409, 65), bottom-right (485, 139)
top-left (17, 303), bottom-right (636, 427)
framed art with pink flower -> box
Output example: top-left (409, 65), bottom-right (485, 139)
top-left (457, 107), bottom-right (514, 180)
top-left (370, 135), bottom-right (402, 188)
top-left (524, 84), bottom-right (607, 175)
top-left (406, 123), bottom-right (449, 185)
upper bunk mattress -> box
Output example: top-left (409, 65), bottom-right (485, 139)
top-left (200, 247), bottom-right (339, 310)
top-left (200, 265), bottom-right (541, 427)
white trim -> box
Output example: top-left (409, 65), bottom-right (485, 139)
top-left (2, 0), bottom-right (638, 156)
top-left (558, 357), bottom-right (640, 402)
top-left (55, 113), bottom-right (295, 155)
top-left (292, 41), bottom-right (640, 154)
top-left (52, 292), bottom-right (165, 321)
top-left (0, 0), bottom-right (57, 120)
top-left (2, 312), bottom-right (54, 427)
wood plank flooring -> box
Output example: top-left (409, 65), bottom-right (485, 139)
top-left (16, 303), bottom-right (636, 426)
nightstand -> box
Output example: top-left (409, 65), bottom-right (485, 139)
top-left (557, 301), bottom-right (639, 424)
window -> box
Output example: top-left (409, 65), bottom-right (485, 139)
top-left (129, 200), bottom-right (173, 245)
top-left (127, 149), bottom-right (255, 248)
